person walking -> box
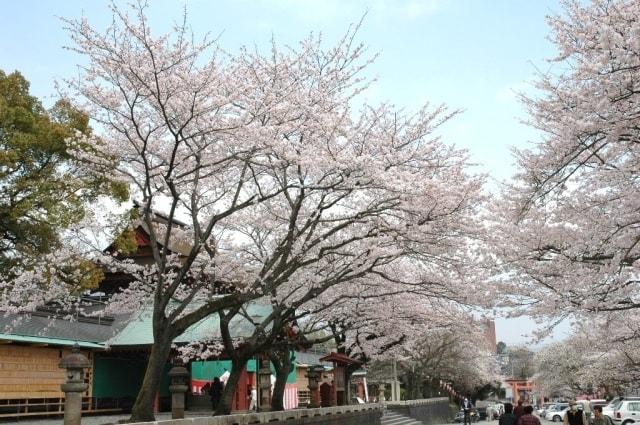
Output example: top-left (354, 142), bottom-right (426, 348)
top-left (210, 376), bottom-right (224, 411)
top-left (462, 397), bottom-right (474, 425)
top-left (591, 405), bottom-right (613, 425)
top-left (499, 403), bottom-right (518, 425)
top-left (514, 400), bottom-right (525, 421)
top-left (564, 401), bottom-right (588, 425)
top-left (583, 399), bottom-right (592, 423)
top-left (248, 385), bottom-right (258, 411)
top-left (518, 405), bottom-right (541, 425)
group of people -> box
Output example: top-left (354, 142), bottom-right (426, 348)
top-left (557, 400), bottom-right (612, 425)
top-left (462, 398), bottom-right (612, 425)
top-left (497, 400), bottom-right (539, 425)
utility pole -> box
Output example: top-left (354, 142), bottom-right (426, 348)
top-left (411, 362), bottom-right (415, 399)
top-left (392, 358), bottom-right (398, 401)
top-left (511, 358), bottom-right (514, 379)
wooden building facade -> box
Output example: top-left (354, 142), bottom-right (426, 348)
top-left (0, 207), bottom-right (344, 418)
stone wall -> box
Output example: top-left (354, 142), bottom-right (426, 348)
top-left (386, 397), bottom-right (451, 425)
top-left (120, 404), bottom-right (382, 425)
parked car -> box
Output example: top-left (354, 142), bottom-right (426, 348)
top-left (554, 405), bottom-right (586, 422)
top-left (544, 403), bottom-right (569, 421)
top-left (545, 403), bottom-right (578, 422)
top-left (612, 399), bottom-right (640, 425)
top-left (478, 408), bottom-right (488, 421)
top-left (538, 402), bottom-right (556, 417)
top-left (493, 403), bottom-right (505, 418)
top-left (605, 398), bottom-right (625, 420)
top-left (606, 398), bottom-right (640, 421)
top-left (454, 409), bottom-right (480, 423)
top-left (590, 400), bottom-right (609, 410)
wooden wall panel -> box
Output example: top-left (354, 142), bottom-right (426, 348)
top-left (0, 345), bottom-right (93, 399)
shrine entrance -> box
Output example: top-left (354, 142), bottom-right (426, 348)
top-left (319, 353), bottom-right (361, 406)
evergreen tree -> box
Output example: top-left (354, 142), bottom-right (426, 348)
top-left (0, 70), bottom-right (127, 276)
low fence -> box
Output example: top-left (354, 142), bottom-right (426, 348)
top-left (0, 396), bottom-right (123, 419)
top-left (120, 397), bottom-right (451, 425)
top-left (385, 397), bottom-right (451, 425)
top-left (121, 404), bottom-right (383, 425)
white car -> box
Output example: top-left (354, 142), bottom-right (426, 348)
top-left (486, 404), bottom-right (504, 419)
top-left (604, 398), bottom-right (625, 420)
top-left (586, 399), bottom-right (608, 412)
top-left (538, 402), bottom-right (556, 417)
top-left (606, 398), bottom-right (640, 421)
top-left (612, 399), bottom-right (640, 425)
top-left (546, 404), bottom-right (584, 422)
top-left (545, 401), bottom-right (584, 422)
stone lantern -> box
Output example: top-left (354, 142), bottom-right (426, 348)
top-left (59, 344), bottom-right (90, 425)
top-left (378, 383), bottom-right (386, 403)
top-left (306, 365), bottom-right (324, 408)
top-left (168, 364), bottom-right (190, 419)
top-left (257, 357), bottom-right (272, 411)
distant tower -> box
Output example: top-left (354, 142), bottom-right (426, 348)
top-left (484, 318), bottom-right (497, 353)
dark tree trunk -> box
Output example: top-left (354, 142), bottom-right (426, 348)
top-left (215, 355), bottom-right (249, 415)
top-left (129, 335), bottom-right (173, 422)
top-left (270, 350), bottom-right (293, 411)
top-left (404, 370), bottom-right (417, 400)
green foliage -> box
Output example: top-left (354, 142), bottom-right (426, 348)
top-left (472, 381), bottom-right (505, 401)
top-left (45, 257), bottom-right (105, 293)
top-left (110, 207), bottom-right (141, 255)
top-left (114, 228), bottom-right (138, 255)
top-left (0, 69), bottom-right (127, 273)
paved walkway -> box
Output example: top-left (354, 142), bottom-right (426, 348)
top-left (3, 408), bottom-right (465, 425)
top-left (3, 411), bottom-right (211, 425)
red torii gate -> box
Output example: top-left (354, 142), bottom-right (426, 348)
top-left (504, 378), bottom-right (541, 405)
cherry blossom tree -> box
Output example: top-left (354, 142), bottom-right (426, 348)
top-left (363, 310), bottom-right (497, 399)
top-left (321, 291), bottom-right (474, 361)
top-left (209, 237), bottom-right (487, 413)
top-left (534, 331), bottom-right (615, 399)
top-left (420, 329), bottom-right (496, 397)
top-left (176, 260), bottom-right (489, 412)
top-left (311, 280), bottom-right (498, 397)
top-left (58, 2), bottom-right (486, 421)
top-left (587, 313), bottom-right (640, 391)
top-left (491, 0), bottom-right (640, 346)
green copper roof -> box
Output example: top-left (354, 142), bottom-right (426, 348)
top-left (0, 333), bottom-right (105, 348)
top-left (107, 301), bottom-right (273, 346)
top-left (0, 299), bottom-right (273, 349)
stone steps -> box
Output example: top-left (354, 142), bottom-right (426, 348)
top-left (382, 410), bottom-right (424, 425)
